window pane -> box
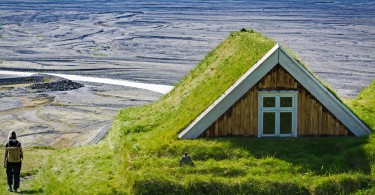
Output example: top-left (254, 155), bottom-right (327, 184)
top-left (280, 97), bottom-right (293, 107)
top-left (263, 97), bottom-right (275, 107)
top-left (263, 112), bottom-right (275, 134)
top-left (280, 112), bottom-right (292, 134)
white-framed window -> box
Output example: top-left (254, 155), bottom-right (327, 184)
top-left (258, 91), bottom-right (298, 137)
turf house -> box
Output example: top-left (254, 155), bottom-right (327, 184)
top-left (23, 30), bottom-right (375, 194)
top-left (179, 43), bottom-right (371, 139)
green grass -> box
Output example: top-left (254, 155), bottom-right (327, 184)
top-left (13, 30), bottom-right (375, 194)
top-left (346, 80), bottom-right (375, 131)
top-left (0, 147), bottom-right (54, 194)
top-left (30, 143), bottom-right (127, 194)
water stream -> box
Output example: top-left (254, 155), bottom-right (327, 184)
top-left (0, 70), bottom-right (174, 94)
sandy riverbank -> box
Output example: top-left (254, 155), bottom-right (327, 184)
top-left (0, 78), bottom-right (162, 147)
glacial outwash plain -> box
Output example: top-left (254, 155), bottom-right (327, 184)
top-left (0, 1), bottom-right (374, 194)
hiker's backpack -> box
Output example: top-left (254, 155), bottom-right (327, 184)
top-left (7, 142), bottom-right (21, 163)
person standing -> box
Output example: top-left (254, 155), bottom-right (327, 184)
top-left (4, 131), bottom-right (23, 193)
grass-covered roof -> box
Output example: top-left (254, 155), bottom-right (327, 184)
top-left (118, 30), bottom-right (276, 139)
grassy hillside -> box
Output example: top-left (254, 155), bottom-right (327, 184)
top-left (20, 30), bottom-right (375, 194)
top-left (347, 80), bottom-right (375, 131)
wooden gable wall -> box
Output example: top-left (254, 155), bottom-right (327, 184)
top-left (200, 64), bottom-right (351, 137)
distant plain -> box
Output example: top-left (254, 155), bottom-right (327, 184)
top-left (0, 0), bottom-right (374, 96)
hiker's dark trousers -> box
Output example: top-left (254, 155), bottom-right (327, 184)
top-left (6, 162), bottom-right (21, 189)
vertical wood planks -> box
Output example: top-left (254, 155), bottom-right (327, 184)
top-left (250, 89), bottom-right (256, 136)
top-left (218, 115), bottom-right (223, 136)
top-left (234, 101), bottom-right (241, 135)
top-left (272, 69), bottom-right (278, 90)
top-left (300, 90), bottom-right (306, 136)
top-left (305, 94), bottom-right (311, 135)
top-left (314, 99), bottom-right (319, 136)
top-left (244, 92), bottom-right (250, 136)
top-left (215, 120), bottom-right (219, 136)
top-left (253, 89), bottom-right (258, 136)
top-left (318, 105), bottom-right (323, 134)
top-left (228, 108), bottom-right (232, 135)
top-left (240, 97), bottom-right (245, 135)
top-left (223, 112), bottom-right (228, 136)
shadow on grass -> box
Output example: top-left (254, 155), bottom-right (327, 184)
top-left (208, 136), bottom-right (371, 175)
top-left (19, 189), bottom-right (43, 194)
